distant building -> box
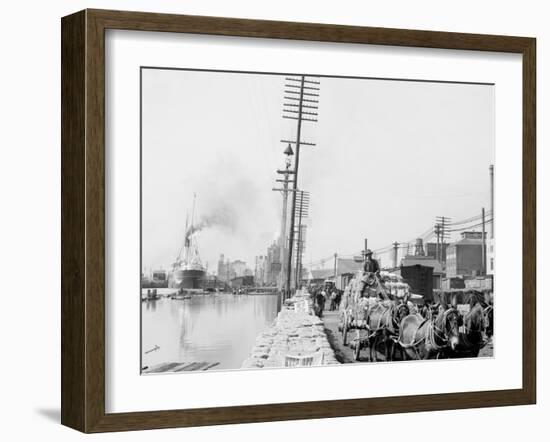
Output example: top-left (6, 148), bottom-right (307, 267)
top-left (446, 231), bottom-right (487, 278)
top-left (217, 254), bottom-right (227, 280)
top-left (303, 258), bottom-right (363, 289)
top-left (254, 255), bottom-right (266, 286)
top-left (265, 241), bottom-right (281, 286)
top-left (231, 260), bottom-right (247, 277)
top-left (335, 258), bottom-right (363, 276)
top-left (400, 255), bottom-right (444, 290)
top-left (425, 242), bottom-right (450, 264)
top-left (401, 255), bottom-right (443, 273)
top-left (307, 268), bottom-right (335, 286)
top-left (216, 255), bottom-right (251, 281)
top-left (230, 275), bottom-right (254, 288)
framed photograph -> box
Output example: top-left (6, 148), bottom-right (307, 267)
top-left (61, 9), bottom-right (536, 433)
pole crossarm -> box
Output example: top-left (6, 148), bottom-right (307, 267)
top-left (283, 109), bottom-right (319, 116)
top-left (283, 115), bottom-right (318, 122)
top-left (285, 77), bottom-right (321, 85)
top-left (283, 103), bottom-right (319, 110)
top-left (284, 96), bottom-right (319, 103)
top-left (284, 90), bottom-right (319, 98)
top-left (280, 139), bottom-right (316, 146)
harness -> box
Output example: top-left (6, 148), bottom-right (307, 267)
top-left (398, 308), bottom-right (457, 359)
top-left (365, 302), bottom-right (409, 341)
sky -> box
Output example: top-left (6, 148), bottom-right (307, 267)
top-left (141, 68), bottom-right (494, 273)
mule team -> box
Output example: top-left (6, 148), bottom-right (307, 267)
top-left (313, 251), bottom-right (493, 362)
top-left (340, 275), bottom-right (492, 361)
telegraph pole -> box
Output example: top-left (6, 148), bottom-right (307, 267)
top-left (435, 216), bottom-right (451, 264)
top-left (434, 224), bottom-right (441, 262)
top-left (282, 75), bottom-right (319, 297)
top-left (294, 190), bottom-right (309, 288)
top-left (272, 145), bottom-right (295, 294)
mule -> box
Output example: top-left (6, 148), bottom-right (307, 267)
top-left (484, 304), bottom-right (494, 339)
top-left (452, 300), bottom-right (492, 358)
top-left (365, 301), bottom-right (410, 362)
top-left (397, 307), bottom-right (461, 360)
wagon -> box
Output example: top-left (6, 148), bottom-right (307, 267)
top-left (338, 271), bottom-right (413, 361)
top-left (338, 272), bottom-right (382, 360)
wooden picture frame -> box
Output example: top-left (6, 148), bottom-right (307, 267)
top-left (61, 9), bottom-right (536, 433)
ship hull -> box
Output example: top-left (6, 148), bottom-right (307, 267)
top-left (171, 269), bottom-right (206, 289)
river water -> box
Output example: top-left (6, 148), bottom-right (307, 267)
top-left (141, 293), bottom-right (280, 372)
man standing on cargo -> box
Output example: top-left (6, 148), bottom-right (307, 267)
top-left (363, 249), bottom-right (380, 274)
top-left (359, 249), bottom-right (388, 300)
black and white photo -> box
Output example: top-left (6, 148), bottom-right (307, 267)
top-left (140, 67), bottom-right (495, 374)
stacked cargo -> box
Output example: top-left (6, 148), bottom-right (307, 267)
top-left (464, 276), bottom-right (493, 291)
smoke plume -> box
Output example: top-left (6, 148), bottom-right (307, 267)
top-left (185, 204), bottom-right (237, 239)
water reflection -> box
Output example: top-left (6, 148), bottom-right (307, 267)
top-left (142, 293), bottom-right (279, 372)
top-left (144, 299), bottom-right (157, 312)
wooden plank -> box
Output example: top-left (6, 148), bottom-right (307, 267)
top-left (143, 362), bottom-right (185, 374)
top-left (143, 362), bottom-right (216, 373)
top-left (169, 363), bottom-right (192, 372)
top-left (191, 362), bottom-right (210, 371)
top-left (141, 362), bottom-right (170, 374)
top-left (61, 10), bottom-right (87, 433)
top-left (202, 362), bottom-right (220, 371)
top-left (180, 362), bottom-right (203, 371)
top-left (154, 362), bottom-right (183, 373)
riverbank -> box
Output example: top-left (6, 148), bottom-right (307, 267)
top-left (242, 292), bottom-right (340, 369)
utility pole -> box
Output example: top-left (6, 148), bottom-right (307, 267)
top-left (333, 252), bottom-right (338, 279)
top-left (294, 190), bottom-right (309, 289)
top-left (272, 145), bottom-right (295, 295)
top-left (434, 224), bottom-right (441, 262)
top-left (435, 216), bottom-right (451, 264)
top-left (282, 75), bottom-right (319, 297)
top-left (481, 207), bottom-right (486, 275)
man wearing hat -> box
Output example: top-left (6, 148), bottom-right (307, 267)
top-left (356, 249), bottom-right (383, 299)
top-left (363, 249), bottom-right (380, 274)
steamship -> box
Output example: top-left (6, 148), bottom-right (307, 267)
top-left (169, 196), bottom-right (206, 289)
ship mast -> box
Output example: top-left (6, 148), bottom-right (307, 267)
top-left (190, 192), bottom-right (197, 230)
top-left (183, 212), bottom-right (190, 264)
top-left (189, 193), bottom-right (197, 262)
